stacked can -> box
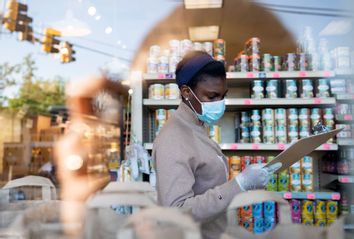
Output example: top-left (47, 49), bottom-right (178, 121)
top-left (301, 79), bottom-right (314, 98)
top-left (285, 79), bottom-right (298, 99)
top-left (180, 39), bottom-right (193, 57)
top-left (229, 156), bottom-right (241, 179)
top-left (290, 161), bottom-right (301, 191)
top-left (254, 156), bottom-right (266, 164)
top-left (314, 200), bottom-right (327, 227)
top-left (278, 169), bottom-right (289, 191)
top-left (275, 108), bottom-right (287, 143)
top-left (284, 53), bottom-right (298, 71)
top-left (252, 203), bottom-right (264, 234)
top-left (287, 108), bottom-right (299, 143)
top-left (290, 199), bottom-right (302, 223)
top-left (209, 125), bottom-right (221, 144)
top-left (262, 109), bottom-right (275, 144)
top-left (301, 156), bottom-right (313, 191)
top-left (158, 55), bottom-right (169, 73)
top-left (301, 200), bottom-right (314, 226)
top-left (326, 201), bottom-right (338, 225)
top-left (251, 80), bottom-right (264, 99)
top-left (214, 39), bottom-right (225, 63)
top-left (317, 79), bottom-right (330, 98)
top-left (262, 53), bottom-right (273, 72)
top-left (273, 56), bottom-right (282, 71)
top-left (330, 79), bottom-right (346, 95)
top-left (310, 108), bottom-right (322, 129)
top-left (299, 108), bottom-right (311, 139)
top-left (169, 40), bottom-right (180, 56)
top-left (266, 156), bottom-right (278, 191)
top-left (241, 156), bottom-right (253, 171)
top-left (240, 112), bottom-right (250, 143)
top-left (251, 110), bottom-right (262, 143)
top-left (155, 109), bottom-right (167, 136)
top-left (264, 201), bottom-right (277, 232)
top-left (266, 80), bottom-right (280, 99)
top-left (324, 108), bottom-right (335, 143)
top-left (147, 45), bottom-right (161, 73)
top-left (149, 84), bottom-right (165, 100)
top-left (164, 83), bottom-right (180, 100)
top-left (236, 54), bottom-right (249, 72)
top-left (239, 205), bottom-right (253, 233)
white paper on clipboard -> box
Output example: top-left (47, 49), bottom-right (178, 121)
top-left (264, 128), bottom-right (344, 174)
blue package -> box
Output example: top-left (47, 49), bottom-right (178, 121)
top-left (252, 203), bottom-right (263, 218)
top-left (264, 201), bottom-right (276, 218)
top-left (253, 217), bottom-right (264, 234)
top-left (263, 217), bottom-right (276, 232)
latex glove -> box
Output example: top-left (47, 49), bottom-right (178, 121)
top-left (235, 163), bottom-right (282, 191)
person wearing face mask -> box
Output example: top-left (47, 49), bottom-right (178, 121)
top-left (153, 51), bottom-right (280, 239)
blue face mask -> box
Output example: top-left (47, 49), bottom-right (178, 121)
top-left (187, 88), bottom-right (226, 125)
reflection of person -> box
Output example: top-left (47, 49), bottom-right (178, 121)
top-left (153, 51), bottom-right (273, 239)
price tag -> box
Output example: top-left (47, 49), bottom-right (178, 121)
top-left (331, 193), bottom-right (341, 200)
top-left (230, 144), bottom-right (238, 150)
top-left (258, 72), bottom-right (267, 78)
top-left (299, 71), bottom-right (307, 77)
top-left (313, 98), bottom-right (322, 104)
top-left (272, 72), bottom-right (280, 78)
top-left (165, 73), bottom-right (174, 79)
top-left (323, 144), bottom-right (331, 150)
top-left (246, 72), bottom-right (255, 78)
top-left (244, 99), bottom-right (252, 105)
top-left (323, 71), bottom-right (332, 77)
top-left (277, 144), bottom-right (285, 150)
top-left (344, 115), bottom-right (353, 121)
top-left (340, 177), bottom-right (349, 183)
top-left (158, 73), bottom-right (165, 79)
top-left (307, 193), bottom-right (315, 200)
top-left (284, 192), bottom-right (292, 199)
top-left (251, 144), bottom-right (260, 150)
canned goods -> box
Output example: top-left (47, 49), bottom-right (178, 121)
top-left (229, 156), bottom-right (241, 179)
top-left (266, 80), bottom-right (279, 99)
top-left (169, 55), bottom-right (180, 73)
top-left (193, 42), bottom-right (203, 51)
top-left (276, 125), bottom-right (287, 144)
top-left (241, 112), bottom-right (250, 126)
top-left (275, 108), bottom-right (287, 125)
top-left (284, 53), bottom-right (298, 71)
top-left (203, 42), bottom-right (213, 56)
top-left (240, 205), bottom-right (253, 218)
top-left (158, 55), bottom-right (169, 73)
top-left (253, 156), bottom-right (266, 164)
top-left (147, 56), bottom-right (159, 73)
top-left (301, 156), bottom-right (313, 174)
top-left (209, 125), bottom-right (220, 143)
top-left (253, 217), bottom-right (264, 234)
top-left (241, 156), bottom-right (253, 171)
top-left (240, 126), bottom-right (250, 143)
top-left (336, 104), bottom-right (350, 115)
top-left (273, 56), bottom-right (282, 71)
top-left (214, 39), bottom-right (225, 57)
top-left (262, 108), bottom-right (275, 125)
top-left (323, 108), bottom-right (335, 127)
top-left (299, 126), bottom-right (310, 138)
top-left (299, 53), bottom-right (311, 71)
top-left (241, 218), bottom-right (254, 233)
top-left (267, 174), bottom-right (278, 191)
top-left (288, 125), bottom-right (299, 142)
top-left (251, 110), bottom-right (261, 123)
top-left (263, 54), bottom-right (273, 72)
top-left (302, 173), bottom-right (313, 191)
top-left (246, 37), bottom-right (260, 55)
top-left (263, 217), bottom-right (276, 232)
top-left (169, 40), bottom-right (180, 56)
top-left (310, 108), bottom-right (321, 128)
top-left (290, 173), bottom-right (301, 191)
top-left (149, 45), bottom-right (161, 57)
top-left (314, 200), bottom-right (326, 217)
top-left (302, 200), bottom-right (314, 218)
top-left (288, 108), bottom-right (299, 125)
top-left (180, 39), bottom-right (193, 56)
top-left (326, 201), bottom-right (338, 219)
top-left (290, 161), bottom-right (301, 173)
top-left (290, 199), bottom-right (302, 223)
top-left (252, 203), bottom-right (263, 218)
top-left (278, 170), bottom-right (289, 191)
top-left (317, 79), bottom-right (330, 98)
top-left (251, 125), bottom-right (262, 143)
top-left (149, 84), bottom-right (165, 100)
top-left (263, 125), bottom-right (275, 144)
top-left (164, 83), bottom-right (179, 100)
top-left (285, 80), bottom-right (298, 99)
top-left (299, 108), bottom-right (310, 127)
top-left (238, 54), bottom-right (249, 72)
top-left (264, 201), bottom-right (277, 218)
top-left (301, 79), bottom-right (314, 98)
top-left (249, 54), bottom-right (260, 72)
top-left (251, 80), bottom-right (264, 99)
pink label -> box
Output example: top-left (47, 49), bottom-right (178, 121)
top-left (313, 98), bottom-right (322, 104)
top-left (299, 71), bottom-right (307, 77)
top-left (230, 144), bottom-right (238, 150)
top-left (277, 144), bottom-right (285, 150)
top-left (284, 192), bottom-right (292, 199)
top-left (341, 177), bottom-right (349, 183)
top-left (158, 73), bottom-right (165, 79)
top-left (323, 144), bottom-right (331, 150)
top-left (323, 71), bottom-right (331, 77)
top-left (244, 99), bottom-right (252, 105)
top-left (246, 72), bottom-right (255, 78)
top-left (344, 115), bottom-right (353, 121)
top-left (272, 72), bottom-right (280, 78)
top-left (251, 144), bottom-right (260, 150)
top-left (331, 193), bottom-right (341, 200)
top-left (307, 193), bottom-right (315, 200)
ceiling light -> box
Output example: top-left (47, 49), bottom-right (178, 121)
top-left (320, 20), bottom-right (352, 36)
top-left (189, 25), bottom-right (219, 41)
top-left (95, 15), bottom-right (101, 20)
top-left (105, 26), bottom-right (113, 34)
top-left (88, 6), bottom-right (97, 16)
top-left (184, 0), bottom-right (223, 9)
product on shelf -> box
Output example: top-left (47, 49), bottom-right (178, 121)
top-left (266, 80), bottom-right (280, 99)
top-left (273, 56), bottom-right (282, 71)
top-left (285, 79), bottom-right (298, 99)
top-left (241, 156), bottom-right (253, 171)
top-left (251, 80), bottom-right (264, 99)
top-left (336, 103), bottom-right (352, 115)
top-left (262, 53), bottom-right (273, 72)
top-left (229, 156), bottom-right (241, 179)
top-left (165, 83), bottom-right (180, 100)
top-left (329, 79), bottom-right (346, 95)
top-left (300, 79), bottom-right (314, 98)
top-left (301, 200), bottom-right (314, 225)
top-left (332, 47), bottom-right (351, 70)
top-left (317, 79), bottom-right (330, 98)
top-left (278, 170), bottom-right (290, 191)
top-left (249, 54), bottom-right (261, 72)
top-left (298, 53), bottom-right (312, 71)
top-left (290, 199), bottom-right (302, 223)
top-left (336, 124), bottom-right (352, 139)
top-left (246, 37), bottom-right (261, 55)
top-left (149, 84), bottom-right (165, 100)
top-left (283, 53), bottom-right (298, 71)
top-left (310, 108), bottom-right (321, 129)
top-left (209, 125), bottom-right (221, 143)
top-left (326, 200), bottom-right (338, 220)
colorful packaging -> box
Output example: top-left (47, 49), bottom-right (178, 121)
top-left (262, 108), bottom-right (275, 126)
top-left (314, 218), bottom-right (326, 227)
top-left (290, 199), bottom-right (302, 223)
top-left (241, 112), bottom-right (250, 126)
top-left (323, 108), bottom-right (335, 128)
top-left (314, 200), bottom-right (326, 218)
top-left (250, 54), bottom-right (261, 72)
top-left (285, 80), bottom-right (298, 99)
top-left (287, 108), bottom-right (299, 126)
top-left (290, 161), bottom-right (301, 174)
top-left (229, 156), bottom-right (241, 179)
top-left (326, 201), bottom-right (338, 219)
top-left (284, 53), bottom-right (297, 71)
top-left (264, 201), bottom-right (277, 218)
top-left (301, 79), bottom-right (314, 98)
top-left (149, 84), bottom-right (165, 100)
top-left (251, 125), bottom-right (262, 143)
top-left (302, 217), bottom-right (314, 226)
top-left (317, 79), bottom-right (330, 98)
top-left (266, 80), bottom-right (279, 99)
top-left (240, 126), bottom-right (250, 143)
top-left (164, 83), bottom-right (180, 100)
top-left (263, 125), bottom-right (275, 144)
top-left (263, 54), bottom-right (273, 72)
top-left (299, 108), bottom-right (310, 126)
top-left (288, 125), bottom-right (299, 143)
top-left (276, 125), bottom-right (287, 144)
top-left (290, 173), bottom-right (301, 191)
top-left (246, 37), bottom-right (260, 55)
top-left (264, 217), bottom-right (276, 232)
top-left (253, 156), bottom-right (266, 164)
top-left (327, 219), bottom-right (337, 226)
top-left (275, 108), bottom-right (287, 126)
top-left (241, 156), bottom-right (253, 171)
top-left (302, 156), bottom-right (313, 174)
top-left (266, 174), bottom-right (278, 191)
top-left (213, 39), bottom-right (225, 57)
top-left (273, 56), bottom-right (282, 71)
top-left (252, 203), bottom-right (263, 218)
top-left (251, 80), bottom-right (264, 99)
top-left (158, 55), bottom-right (169, 73)
top-left (251, 110), bottom-right (261, 124)
top-left (302, 173), bottom-right (313, 192)
top-left (209, 125), bottom-right (221, 144)
top-left (241, 218), bottom-right (254, 233)
top-left (299, 125), bottom-right (311, 139)
top-left (278, 171), bottom-right (289, 191)
top-left (302, 200), bottom-right (314, 218)
top-left (253, 217), bottom-right (264, 234)
top-left (240, 205), bottom-right (253, 218)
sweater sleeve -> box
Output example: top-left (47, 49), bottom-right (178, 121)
top-left (154, 140), bottom-right (242, 223)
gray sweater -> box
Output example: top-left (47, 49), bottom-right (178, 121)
top-left (153, 102), bottom-right (242, 239)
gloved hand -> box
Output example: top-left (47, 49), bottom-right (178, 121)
top-left (235, 163), bottom-right (282, 191)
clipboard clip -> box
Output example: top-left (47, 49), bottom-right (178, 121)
top-left (313, 121), bottom-right (329, 135)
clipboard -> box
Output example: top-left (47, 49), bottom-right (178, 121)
top-left (264, 128), bottom-right (344, 174)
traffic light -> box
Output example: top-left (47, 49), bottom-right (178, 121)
top-left (42, 28), bottom-right (61, 54)
top-left (18, 24), bottom-right (34, 42)
top-left (60, 41), bottom-right (76, 63)
top-left (3, 0), bottom-right (32, 32)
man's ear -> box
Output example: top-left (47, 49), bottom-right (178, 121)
top-left (180, 85), bottom-right (191, 100)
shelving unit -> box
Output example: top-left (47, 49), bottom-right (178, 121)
top-left (337, 139), bottom-right (354, 146)
top-left (338, 176), bottom-right (354, 184)
top-left (275, 191), bottom-right (341, 200)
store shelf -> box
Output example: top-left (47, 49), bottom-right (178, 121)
top-left (335, 94), bottom-right (354, 101)
top-left (337, 139), bottom-right (354, 146)
top-left (334, 68), bottom-right (354, 76)
top-left (336, 114), bottom-right (354, 122)
top-left (143, 98), bottom-right (336, 109)
top-left (338, 175), bottom-right (354, 184)
top-left (144, 143), bottom-right (338, 151)
top-left (275, 191), bottom-right (341, 200)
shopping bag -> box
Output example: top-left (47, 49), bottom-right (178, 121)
top-left (221, 190), bottom-right (345, 239)
top-left (83, 181), bottom-right (157, 239)
top-left (117, 207), bottom-right (201, 239)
